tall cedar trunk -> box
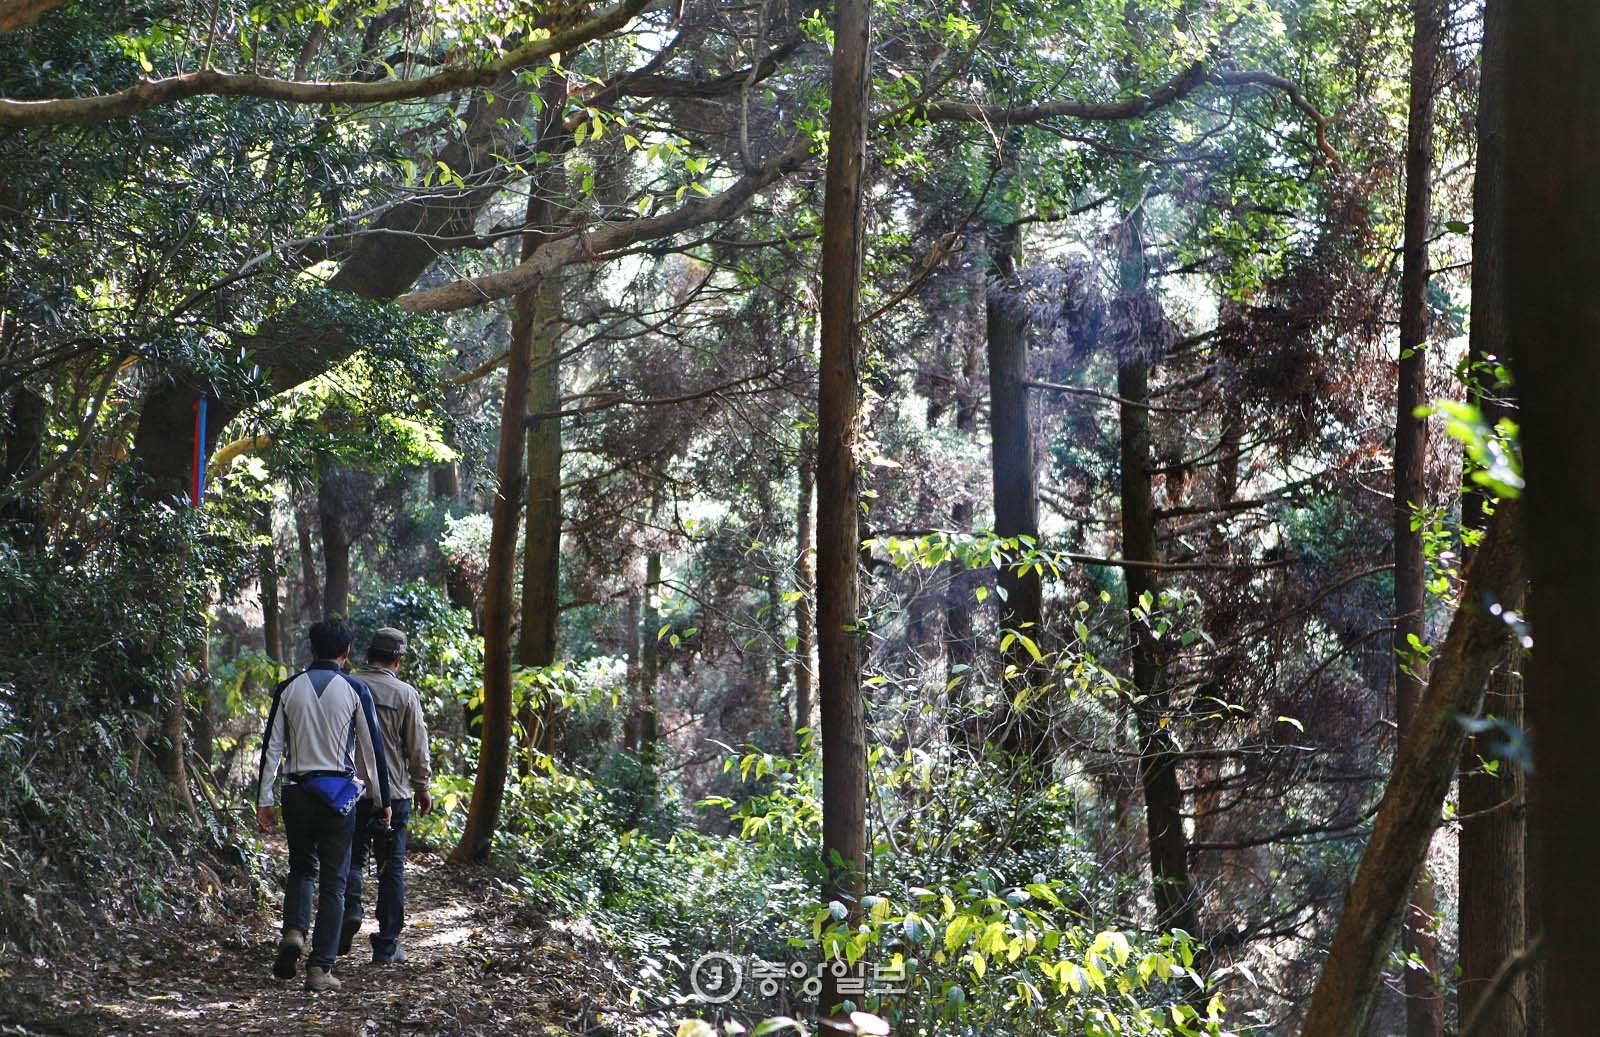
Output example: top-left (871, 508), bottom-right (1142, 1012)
top-left (793, 448), bottom-right (816, 751)
top-left (1120, 364), bottom-right (1199, 936)
top-left (295, 500), bottom-right (321, 631)
top-left (450, 83), bottom-right (563, 861)
top-left (758, 470), bottom-right (792, 700)
top-left (624, 586), bottom-right (642, 752)
top-left (1504, 4), bottom-right (1600, 1031)
top-left (517, 168), bottom-right (566, 767)
top-left (1300, 504), bottom-right (1523, 1037)
top-left (640, 551), bottom-right (661, 771)
top-left (258, 502), bottom-right (282, 663)
top-left (317, 459), bottom-right (352, 620)
top-left (986, 219), bottom-right (1046, 764)
top-left (1394, 3), bottom-right (1445, 1031)
top-left (1116, 227), bottom-right (1199, 937)
top-left (815, 0), bottom-right (871, 1014)
top-left (1456, 1), bottom-right (1527, 1032)
top-left (940, 307), bottom-right (979, 736)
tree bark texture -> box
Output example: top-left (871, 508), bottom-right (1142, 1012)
top-left (1456, 2), bottom-right (1527, 1032)
top-left (640, 551), bottom-right (661, 772)
top-left (517, 97), bottom-right (569, 764)
top-left (793, 447), bottom-right (816, 751)
top-left (1504, 3), bottom-right (1600, 1031)
top-left (986, 220), bottom-right (1046, 764)
top-left (1393, 2), bottom-right (1445, 1032)
top-left (316, 459), bottom-right (352, 620)
top-left (450, 82), bottom-right (565, 861)
top-left (1111, 213), bottom-right (1200, 941)
top-left (1300, 503), bottom-right (1523, 1037)
top-left (815, 0), bottom-right (871, 1013)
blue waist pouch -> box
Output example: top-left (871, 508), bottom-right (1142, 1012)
top-left (302, 774), bottom-right (363, 816)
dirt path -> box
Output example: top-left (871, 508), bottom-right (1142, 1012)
top-left (0, 839), bottom-right (633, 1036)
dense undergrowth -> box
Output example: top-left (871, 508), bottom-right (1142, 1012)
top-left (1, 502), bottom-right (1226, 1037)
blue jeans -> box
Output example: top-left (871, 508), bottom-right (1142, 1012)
top-left (281, 784), bottom-right (357, 970)
top-left (344, 797), bottom-right (411, 955)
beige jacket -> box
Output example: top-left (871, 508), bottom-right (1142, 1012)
top-left (352, 665), bottom-right (432, 800)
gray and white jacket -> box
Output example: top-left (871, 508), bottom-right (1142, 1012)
top-left (256, 661), bottom-right (392, 807)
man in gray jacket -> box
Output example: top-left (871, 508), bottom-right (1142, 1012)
top-left (341, 626), bottom-right (433, 964)
top-left (257, 619), bottom-right (391, 991)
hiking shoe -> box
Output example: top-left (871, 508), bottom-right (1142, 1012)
top-left (372, 943), bottom-right (406, 965)
top-left (272, 928), bottom-right (305, 980)
top-left (338, 916), bottom-right (361, 956)
top-left (304, 966), bottom-right (341, 992)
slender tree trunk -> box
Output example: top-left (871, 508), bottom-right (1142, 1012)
top-left (985, 218), bottom-right (1046, 765)
top-left (517, 248), bottom-right (565, 765)
top-left (258, 502), bottom-right (282, 664)
top-left (451, 84), bottom-right (564, 860)
top-left (1394, 4), bottom-right (1445, 1031)
top-left (943, 304), bottom-right (982, 744)
top-left (1504, 5), bottom-right (1600, 1031)
top-left (1456, 3), bottom-right (1527, 1032)
top-left (624, 585), bottom-right (641, 752)
top-left (317, 460), bottom-right (352, 620)
top-left (815, 0), bottom-right (871, 1013)
top-left (1300, 505), bottom-right (1523, 1037)
top-left (1115, 218), bottom-right (1199, 939)
top-left (640, 551), bottom-right (661, 772)
top-left (793, 447), bottom-right (816, 751)
top-left (295, 499), bottom-right (321, 630)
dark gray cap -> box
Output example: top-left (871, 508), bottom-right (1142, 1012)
top-left (369, 627), bottom-right (408, 656)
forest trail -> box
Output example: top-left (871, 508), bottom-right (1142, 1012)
top-left (0, 838), bottom-right (631, 1037)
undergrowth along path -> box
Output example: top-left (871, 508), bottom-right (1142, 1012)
top-left (0, 839), bottom-right (637, 1036)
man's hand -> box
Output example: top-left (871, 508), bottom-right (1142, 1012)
top-left (416, 789), bottom-right (433, 816)
top-left (379, 805), bottom-right (393, 827)
top-left (257, 805), bottom-right (278, 831)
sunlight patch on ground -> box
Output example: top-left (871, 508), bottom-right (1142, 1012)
top-left (412, 901), bottom-right (474, 947)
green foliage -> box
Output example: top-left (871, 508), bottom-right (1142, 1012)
top-left (349, 582), bottom-right (482, 711)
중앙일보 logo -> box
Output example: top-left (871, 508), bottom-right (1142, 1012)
top-left (688, 952), bottom-right (908, 1004)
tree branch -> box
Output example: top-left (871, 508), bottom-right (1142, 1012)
top-left (0, 0), bottom-right (650, 128)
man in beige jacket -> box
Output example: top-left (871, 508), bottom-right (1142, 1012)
top-left (340, 626), bottom-right (432, 964)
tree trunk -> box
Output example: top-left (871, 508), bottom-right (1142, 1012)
top-left (258, 502), bottom-right (282, 664)
top-left (450, 84), bottom-right (564, 861)
top-left (792, 446), bottom-right (816, 751)
top-left (295, 499), bottom-right (321, 630)
top-left (1300, 504), bottom-right (1522, 1037)
top-left (986, 219), bottom-right (1046, 765)
top-left (517, 197), bottom-right (566, 767)
top-left (1504, 4), bottom-right (1600, 1030)
top-left (1115, 223), bottom-right (1199, 939)
top-left (640, 551), bottom-right (661, 772)
top-left (943, 284), bottom-right (982, 683)
top-left (317, 459), bottom-right (352, 620)
top-left (815, 0), bottom-right (871, 1013)
top-left (1456, 2), bottom-right (1527, 1032)
top-left (1393, 3), bottom-right (1445, 1032)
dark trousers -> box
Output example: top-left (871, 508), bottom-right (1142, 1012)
top-left (281, 784), bottom-right (357, 970)
top-left (345, 797), bottom-right (411, 954)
